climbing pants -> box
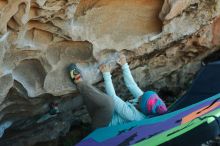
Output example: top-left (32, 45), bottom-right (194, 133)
top-left (77, 81), bottom-right (114, 129)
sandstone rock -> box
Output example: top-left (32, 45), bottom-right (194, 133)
top-left (0, 121), bottom-right (12, 138)
top-left (0, 74), bottom-right (13, 103)
top-left (12, 59), bottom-right (46, 97)
top-left (212, 17), bottom-right (220, 46)
top-left (159, 0), bottom-right (199, 21)
top-left (72, 0), bottom-right (164, 54)
top-left (0, 0), bottom-right (219, 145)
top-left (44, 41), bottom-right (94, 95)
top-left (0, 0), bottom-right (31, 34)
top-left (0, 32), bottom-right (10, 75)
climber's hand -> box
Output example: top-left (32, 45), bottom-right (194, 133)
top-left (99, 64), bottom-right (111, 73)
top-left (117, 54), bottom-right (127, 66)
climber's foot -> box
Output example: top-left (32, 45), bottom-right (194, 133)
top-left (68, 64), bottom-right (82, 83)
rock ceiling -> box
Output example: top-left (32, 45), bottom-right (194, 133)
top-left (0, 0), bottom-right (220, 145)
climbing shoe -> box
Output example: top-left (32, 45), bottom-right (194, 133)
top-left (68, 63), bottom-right (81, 82)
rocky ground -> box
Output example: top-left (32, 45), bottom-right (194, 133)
top-left (0, 0), bottom-right (220, 145)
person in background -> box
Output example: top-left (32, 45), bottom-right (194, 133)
top-left (68, 54), bottom-right (167, 129)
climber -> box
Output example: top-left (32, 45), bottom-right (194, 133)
top-left (68, 54), bottom-right (167, 129)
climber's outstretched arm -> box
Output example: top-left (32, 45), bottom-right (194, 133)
top-left (122, 63), bottom-right (143, 99)
top-left (117, 54), bottom-right (143, 99)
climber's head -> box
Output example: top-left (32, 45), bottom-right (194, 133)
top-left (139, 91), bottom-right (167, 115)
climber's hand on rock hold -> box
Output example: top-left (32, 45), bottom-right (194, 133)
top-left (99, 64), bottom-right (111, 73)
top-left (117, 54), bottom-right (127, 66)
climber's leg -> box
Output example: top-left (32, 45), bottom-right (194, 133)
top-left (68, 64), bottom-right (114, 129)
top-left (77, 81), bottom-right (114, 129)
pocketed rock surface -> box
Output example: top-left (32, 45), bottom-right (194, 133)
top-left (0, 0), bottom-right (219, 145)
